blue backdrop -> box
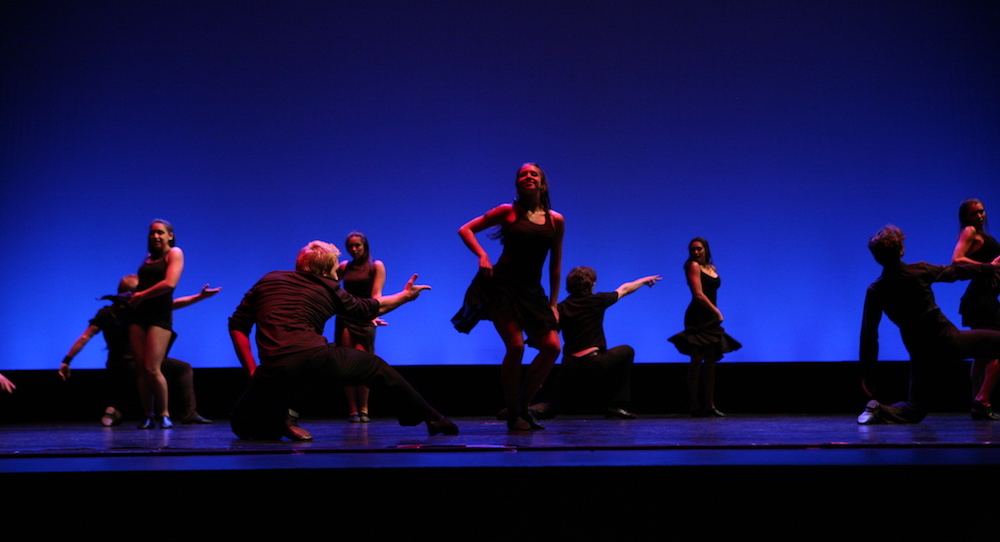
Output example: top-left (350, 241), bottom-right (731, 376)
top-left (2, 1), bottom-right (997, 370)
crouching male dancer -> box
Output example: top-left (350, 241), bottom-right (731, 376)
top-left (229, 240), bottom-right (458, 440)
top-left (538, 267), bottom-right (661, 419)
top-left (858, 225), bottom-right (1000, 424)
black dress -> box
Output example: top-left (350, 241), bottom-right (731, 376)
top-left (668, 269), bottom-right (742, 362)
top-left (133, 256), bottom-right (173, 330)
top-left (452, 212), bottom-right (559, 335)
top-left (334, 260), bottom-right (377, 352)
top-left (960, 232), bottom-right (1000, 330)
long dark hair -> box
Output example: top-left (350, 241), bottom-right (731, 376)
top-left (513, 162), bottom-right (552, 217)
top-left (686, 237), bottom-right (713, 268)
top-left (345, 231), bottom-right (371, 263)
top-left (490, 163), bottom-right (553, 241)
top-left (959, 198), bottom-right (988, 233)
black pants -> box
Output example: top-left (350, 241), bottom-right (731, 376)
top-left (551, 345), bottom-right (634, 413)
top-left (231, 345), bottom-right (439, 438)
top-left (879, 326), bottom-right (1000, 423)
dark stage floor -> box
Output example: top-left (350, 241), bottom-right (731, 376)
top-left (6, 414), bottom-right (1000, 538)
top-left (4, 413), bottom-right (1000, 473)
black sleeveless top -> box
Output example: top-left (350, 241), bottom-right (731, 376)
top-left (494, 212), bottom-right (557, 285)
top-left (960, 231), bottom-right (1000, 328)
top-left (134, 256), bottom-right (174, 329)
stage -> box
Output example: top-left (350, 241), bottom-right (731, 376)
top-left (3, 413), bottom-right (998, 538)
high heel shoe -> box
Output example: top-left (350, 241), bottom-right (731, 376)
top-left (507, 409), bottom-right (545, 431)
top-left (971, 400), bottom-right (1000, 420)
top-left (138, 417), bottom-right (156, 429)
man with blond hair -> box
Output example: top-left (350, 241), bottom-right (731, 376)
top-left (229, 240), bottom-right (457, 440)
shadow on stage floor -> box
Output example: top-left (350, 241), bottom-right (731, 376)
top-left (3, 414), bottom-right (999, 538)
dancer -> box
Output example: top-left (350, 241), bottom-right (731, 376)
top-left (952, 198), bottom-right (1000, 419)
top-left (59, 274), bottom-right (218, 426)
top-left (229, 240), bottom-right (457, 441)
top-left (335, 231), bottom-right (386, 423)
top-left (453, 163), bottom-right (564, 430)
top-left (541, 267), bottom-right (660, 419)
top-left (669, 237), bottom-right (742, 417)
top-left (129, 219), bottom-right (183, 429)
top-left (859, 225), bottom-right (1000, 424)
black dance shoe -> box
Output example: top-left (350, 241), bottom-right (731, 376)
top-left (971, 400), bottom-right (1000, 421)
top-left (100, 406), bottom-right (123, 427)
top-left (507, 408), bottom-right (545, 431)
top-left (138, 417), bottom-right (156, 429)
top-left (158, 416), bottom-right (173, 429)
top-left (605, 407), bottom-right (638, 419)
top-left (427, 418), bottom-right (459, 436)
top-left (181, 413), bottom-right (213, 424)
top-left (282, 411), bottom-right (313, 441)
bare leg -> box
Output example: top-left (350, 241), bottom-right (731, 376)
top-left (344, 385), bottom-right (371, 416)
top-left (345, 386), bottom-right (360, 416)
top-left (340, 329), bottom-right (372, 419)
top-left (130, 324), bottom-right (172, 418)
top-left (687, 355), bottom-right (703, 414)
top-left (974, 358), bottom-right (1000, 405)
top-left (494, 319), bottom-right (526, 414)
top-left (703, 358), bottom-right (718, 410)
top-left (519, 328), bottom-right (561, 410)
top-left (357, 385), bottom-right (370, 415)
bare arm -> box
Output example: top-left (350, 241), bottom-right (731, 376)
top-left (615, 275), bottom-right (662, 299)
top-left (229, 329), bottom-right (257, 377)
top-left (173, 284), bottom-right (222, 309)
top-left (59, 324), bottom-right (101, 381)
top-left (686, 262), bottom-right (723, 323)
top-left (130, 247), bottom-right (184, 306)
top-left (372, 260), bottom-right (388, 326)
top-left (548, 211), bottom-right (565, 320)
top-left (374, 274), bottom-right (431, 316)
top-left (458, 204), bottom-right (514, 276)
top-left (952, 226), bottom-right (983, 265)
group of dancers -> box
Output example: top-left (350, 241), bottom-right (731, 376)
top-left (859, 199), bottom-right (1000, 423)
top-left (35, 163), bottom-right (1000, 440)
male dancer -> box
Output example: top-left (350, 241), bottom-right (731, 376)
top-left (228, 240), bottom-right (457, 440)
top-left (858, 225), bottom-right (1000, 423)
top-left (532, 267), bottom-right (660, 419)
top-left (59, 275), bottom-right (218, 425)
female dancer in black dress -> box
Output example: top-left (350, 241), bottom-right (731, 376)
top-left (454, 163), bottom-right (564, 430)
top-left (129, 219), bottom-right (184, 428)
top-left (952, 198), bottom-right (1000, 419)
top-left (335, 231), bottom-right (386, 423)
top-left (669, 237), bottom-right (741, 417)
